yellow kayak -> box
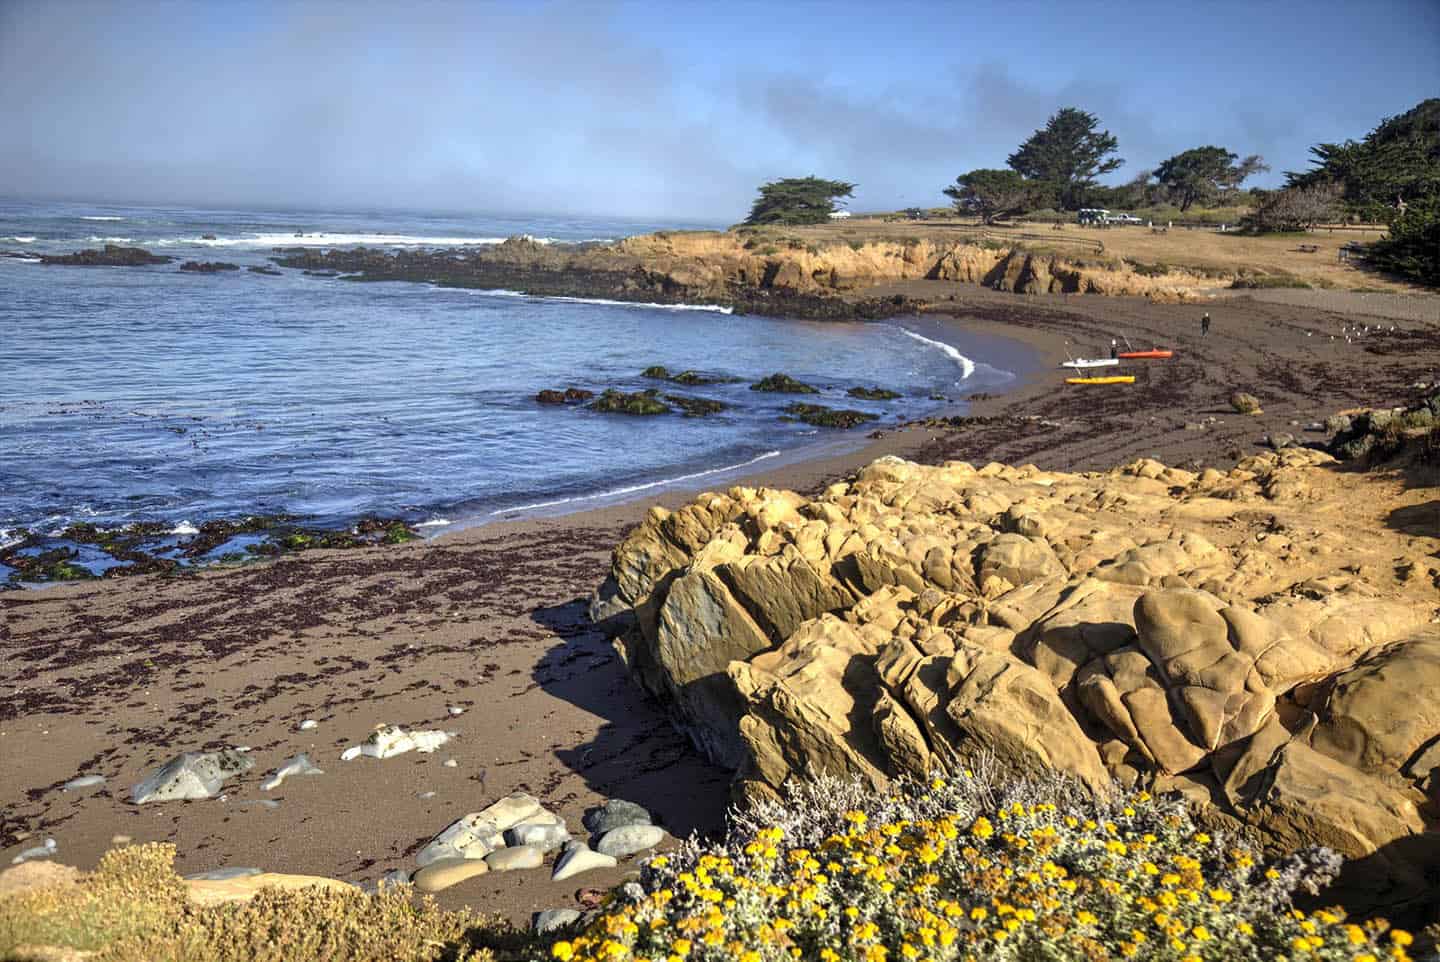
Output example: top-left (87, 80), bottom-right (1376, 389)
top-left (1066, 375), bottom-right (1135, 385)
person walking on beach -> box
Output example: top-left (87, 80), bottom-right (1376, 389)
top-left (1110, 338), bottom-right (1118, 359)
top-left (1201, 312), bottom-right (1211, 337)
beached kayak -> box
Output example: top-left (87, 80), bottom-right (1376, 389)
top-left (1066, 375), bottom-right (1135, 385)
top-left (1117, 349), bottom-right (1174, 359)
top-left (1061, 358), bottom-right (1120, 369)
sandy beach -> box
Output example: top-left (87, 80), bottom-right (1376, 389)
top-left (4, 284), bottom-right (1438, 924)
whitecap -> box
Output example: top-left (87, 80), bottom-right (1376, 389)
top-left (170, 521), bottom-right (199, 536)
top-left (491, 450), bottom-right (782, 516)
top-left (158, 232), bottom-right (517, 249)
top-left (466, 288), bottom-right (732, 314)
top-left (414, 518), bottom-right (452, 528)
top-left (6, 236), bottom-right (36, 243)
top-left (3, 257), bottom-right (41, 264)
top-left (88, 236), bottom-right (134, 243)
top-left (81, 216), bottom-right (125, 221)
top-left (898, 328), bottom-right (976, 379)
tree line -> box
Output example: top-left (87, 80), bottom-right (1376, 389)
top-left (742, 98), bottom-right (1438, 285)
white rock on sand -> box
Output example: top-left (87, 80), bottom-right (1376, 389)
top-left (596, 824), bottom-right (666, 858)
top-left (61, 775), bottom-right (106, 791)
top-left (552, 842), bottom-right (617, 881)
top-left (410, 857), bottom-right (488, 893)
top-left (10, 838), bottom-right (56, 864)
top-left (415, 792), bottom-right (548, 866)
top-left (131, 750), bottom-right (254, 804)
top-left (260, 753), bottom-right (324, 791)
top-left (339, 725), bottom-right (454, 761)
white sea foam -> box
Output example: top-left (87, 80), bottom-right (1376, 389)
top-left (414, 518), bottom-right (452, 528)
top-left (467, 288), bottom-right (732, 314)
top-left (5, 257), bottom-right (41, 264)
top-left (6, 236), bottom-right (36, 243)
top-left (491, 450), bottom-right (781, 516)
top-left (156, 232), bottom-right (533, 249)
top-left (170, 521), bottom-right (199, 536)
top-left (81, 215), bottom-right (125, 221)
top-left (88, 235), bottom-right (135, 243)
top-left (898, 328), bottom-right (975, 379)
top-left (0, 529), bottom-right (23, 550)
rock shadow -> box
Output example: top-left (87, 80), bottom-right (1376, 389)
top-left (530, 598), bottom-right (731, 841)
top-left (1386, 500), bottom-right (1440, 539)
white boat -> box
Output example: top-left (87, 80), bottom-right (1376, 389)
top-left (1061, 357), bottom-right (1120, 369)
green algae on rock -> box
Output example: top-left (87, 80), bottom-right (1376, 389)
top-left (749, 373), bottom-right (819, 394)
top-left (782, 403), bottom-right (880, 428)
top-left (846, 386), bottom-right (901, 400)
top-left (589, 389), bottom-right (672, 416)
top-left (663, 395), bottom-right (727, 417)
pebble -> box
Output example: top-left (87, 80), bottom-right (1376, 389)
top-left (298, 719), bottom-right (319, 731)
top-left (534, 908), bottom-right (583, 934)
top-left (583, 799), bottom-right (652, 836)
top-left (447, 706), bottom-right (465, 716)
top-left (484, 845), bottom-right (545, 872)
top-left (442, 759), bottom-right (458, 768)
top-left (110, 835), bottom-right (132, 846)
top-left (10, 838), bottom-right (56, 864)
top-left (411, 857), bottom-right (488, 893)
top-left (62, 775), bottom-right (107, 791)
top-left (417, 791), bottom-right (437, 800)
top-left (596, 824), bottom-right (666, 858)
top-left (261, 752), bottom-right (324, 791)
top-left (552, 843), bottom-right (617, 881)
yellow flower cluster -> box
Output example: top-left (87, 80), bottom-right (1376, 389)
top-left (546, 784), bottom-right (1410, 962)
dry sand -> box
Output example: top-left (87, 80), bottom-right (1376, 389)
top-left (3, 282), bottom-right (1438, 924)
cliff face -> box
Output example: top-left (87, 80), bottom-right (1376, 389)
top-left (275, 231), bottom-right (1218, 314)
top-left (594, 449), bottom-right (1440, 915)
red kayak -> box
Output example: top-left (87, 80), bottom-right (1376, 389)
top-left (1117, 349), bottom-right (1174, 359)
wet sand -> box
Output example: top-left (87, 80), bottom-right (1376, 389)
top-left (3, 283), bottom-right (1438, 924)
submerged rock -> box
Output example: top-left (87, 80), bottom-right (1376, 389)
top-left (40, 244), bottom-right (173, 267)
top-left (131, 750), bottom-right (254, 804)
top-left (750, 372), bottom-right (818, 394)
top-left (846, 386), bottom-right (901, 400)
top-left (642, 366), bottom-right (736, 385)
top-left (663, 394), bottom-right (727, 417)
top-left (589, 389), bottom-right (671, 416)
top-left (340, 725), bottom-right (454, 761)
top-left (179, 261), bottom-right (240, 273)
top-left (783, 403), bottom-right (880, 428)
top-left (536, 387), bottom-right (595, 404)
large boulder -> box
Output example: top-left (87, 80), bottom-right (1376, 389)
top-left (1309, 632), bottom-right (1440, 777)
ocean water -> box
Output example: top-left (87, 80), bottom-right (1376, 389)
top-left (0, 200), bottom-right (1026, 569)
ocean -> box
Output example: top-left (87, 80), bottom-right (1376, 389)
top-left (0, 200), bottom-right (1027, 579)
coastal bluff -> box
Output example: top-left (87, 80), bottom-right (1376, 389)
top-left (594, 449), bottom-right (1440, 915)
top-left (272, 230), bottom-right (1218, 316)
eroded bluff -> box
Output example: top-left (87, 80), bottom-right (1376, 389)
top-left (593, 450), bottom-right (1440, 913)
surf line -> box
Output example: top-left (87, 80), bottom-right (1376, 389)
top-left (490, 450), bottom-right (782, 516)
top-left (896, 327), bottom-right (976, 379)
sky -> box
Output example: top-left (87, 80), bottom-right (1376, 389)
top-left (1, 0), bottom-right (1436, 223)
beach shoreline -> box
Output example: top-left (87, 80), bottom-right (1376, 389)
top-left (3, 283), bottom-right (1438, 925)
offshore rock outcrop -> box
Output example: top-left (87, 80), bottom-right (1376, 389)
top-left (40, 244), bottom-right (173, 266)
top-left (594, 450), bottom-right (1440, 915)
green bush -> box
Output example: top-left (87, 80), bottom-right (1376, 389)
top-left (0, 844), bottom-right (514, 962)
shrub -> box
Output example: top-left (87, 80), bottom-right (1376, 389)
top-left (0, 844), bottom-right (512, 961)
top-left (543, 772), bottom-right (1413, 962)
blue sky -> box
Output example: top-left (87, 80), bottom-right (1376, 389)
top-left (1, 0), bottom-right (1435, 222)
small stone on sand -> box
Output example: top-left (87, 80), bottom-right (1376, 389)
top-left (411, 857), bottom-right (488, 893)
top-left (61, 775), bottom-right (106, 791)
top-left (534, 908), bottom-right (583, 933)
top-left (596, 824), bottom-right (666, 858)
top-left (485, 845), bottom-right (545, 872)
top-left (583, 799), bottom-right (652, 835)
top-left (552, 843), bottom-right (617, 881)
top-left (261, 752), bottom-right (323, 791)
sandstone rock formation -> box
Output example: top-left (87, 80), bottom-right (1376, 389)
top-left (597, 449), bottom-right (1440, 906)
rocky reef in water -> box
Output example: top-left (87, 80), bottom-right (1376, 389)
top-left (591, 449), bottom-right (1440, 919)
top-left (40, 244), bottom-right (173, 266)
